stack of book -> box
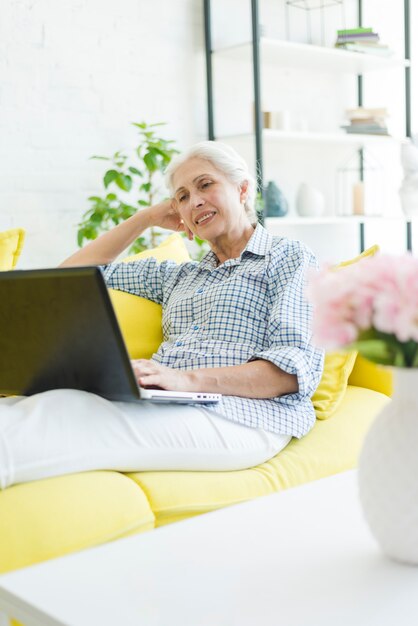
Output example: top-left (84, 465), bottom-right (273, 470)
top-left (335, 27), bottom-right (393, 56)
top-left (341, 107), bottom-right (389, 136)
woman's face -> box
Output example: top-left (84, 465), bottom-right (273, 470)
top-left (171, 157), bottom-right (248, 241)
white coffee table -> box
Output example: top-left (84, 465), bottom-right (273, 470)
top-left (0, 470), bottom-right (417, 626)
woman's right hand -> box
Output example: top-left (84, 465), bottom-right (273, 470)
top-left (146, 199), bottom-right (194, 240)
top-left (60, 197), bottom-right (193, 268)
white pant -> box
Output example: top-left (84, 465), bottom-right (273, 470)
top-left (0, 390), bottom-right (291, 489)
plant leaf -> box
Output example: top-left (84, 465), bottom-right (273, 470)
top-left (128, 166), bottom-right (142, 176)
top-left (115, 174), bottom-right (132, 192)
top-left (143, 151), bottom-right (158, 172)
top-left (402, 340), bottom-right (418, 367)
top-left (104, 170), bottom-right (118, 188)
top-left (349, 339), bottom-right (394, 365)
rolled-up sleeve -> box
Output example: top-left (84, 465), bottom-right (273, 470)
top-left (101, 258), bottom-right (181, 305)
top-left (249, 242), bottom-right (324, 398)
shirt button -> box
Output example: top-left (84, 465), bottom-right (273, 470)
top-left (196, 288), bottom-right (204, 294)
top-left (176, 341), bottom-right (183, 347)
top-left (193, 325), bottom-right (199, 330)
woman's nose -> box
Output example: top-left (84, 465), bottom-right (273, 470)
top-left (190, 192), bottom-right (204, 208)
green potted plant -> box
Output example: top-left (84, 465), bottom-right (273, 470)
top-left (77, 121), bottom-right (180, 254)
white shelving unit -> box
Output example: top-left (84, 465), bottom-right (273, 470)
top-left (220, 128), bottom-right (406, 147)
top-left (204, 1), bottom-right (412, 255)
top-left (266, 215), bottom-right (413, 227)
top-left (215, 37), bottom-right (410, 75)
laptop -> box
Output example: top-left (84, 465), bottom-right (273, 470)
top-left (0, 267), bottom-right (221, 405)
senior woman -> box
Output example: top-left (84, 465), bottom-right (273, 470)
top-left (0, 141), bottom-right (323, 489)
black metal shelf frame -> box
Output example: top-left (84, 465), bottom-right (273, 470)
top-left (203, 0), bottom-right (412, 252)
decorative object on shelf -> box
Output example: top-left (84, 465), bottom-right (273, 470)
top-left (399, 136), bottom-right (418, 217)
top-left (285, 0), bottom-right (344, 47)
top-left (265, 181), bottom-right (289, 217)
top-left (261, 110), bottom-right (291, 132)
top-left (296, 182), bottom-right (324, 217)
top-left (335, 26), bottom-right (393, 57)
top-left (336, 148), bottom-right (384, 216)
top-left (307, 252), bottom-right (418, 565)
top-left (342, 107), bottom-right (389, 136)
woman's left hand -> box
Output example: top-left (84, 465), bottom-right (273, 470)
top-left (131, 359), bottom-right (192, 391)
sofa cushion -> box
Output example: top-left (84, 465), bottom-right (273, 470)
top-left (348, 353), bottom-right (393, 396)
top-left (0, 228), bottom-right (25, 270)
top-left (0, 471), bottom-right (155, 574)
top-left (312, 350), bottom-right (358, 419)
top-left (109, 233), bottom-right (190, 359)
top-left (127, 385), bottom-right (389, 526)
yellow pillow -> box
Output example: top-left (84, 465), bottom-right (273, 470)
top-left (0, 228), bottom-right (25, 270)
top-left (312, 245), bottom-right (379, 420)
top-left (348, 353), bottom-right (393, 397)
top-left (336, 244), bottom-right (379, 268)
top-left (109, 233), bottom-right (190, 359)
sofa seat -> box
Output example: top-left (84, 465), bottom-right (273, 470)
top-left (128, 385), bottom-right (389, 526)
top-left (0, 471), bottom-right (155, 574)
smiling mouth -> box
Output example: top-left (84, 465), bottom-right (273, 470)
top-left (195, 212), bottom-right (216, 225)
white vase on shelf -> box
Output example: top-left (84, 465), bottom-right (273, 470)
top-left (358, 368), bottom-right (418, 565)
top-left (399, 183), bottom-right (418, 217)
top-left (296, 183), bottom-right (325, 217)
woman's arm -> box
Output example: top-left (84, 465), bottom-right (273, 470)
top-left (131, 359), bottom-right (298, 398)
top-left (60, 199), bottom-right (192, 267)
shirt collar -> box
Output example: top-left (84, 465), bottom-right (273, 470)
top-left (243, 223), bottom-right (274, 257)
top-left (199, 223), bottom-right (274, 269)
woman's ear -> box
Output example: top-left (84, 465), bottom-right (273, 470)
top-left (240, 180), bottom-right (249, 203)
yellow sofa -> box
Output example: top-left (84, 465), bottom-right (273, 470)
top-left (0, 231), bottom-right (391, 593)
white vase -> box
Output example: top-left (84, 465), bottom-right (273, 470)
top-left (296, 183), bottom-right (325, 217)
top-left (358, 368), bottom-right (418, 565)
top-left (399, 185), bottom-right (418, 217)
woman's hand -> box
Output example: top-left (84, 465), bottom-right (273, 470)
top-left (131, 359), bottom-right (193, 391)
top-left (146, 199), bottom-right (194, 240)
top-left (60, 198), bottom-right (193, 268)
top-left (132, 359), bottom-right (298, 398)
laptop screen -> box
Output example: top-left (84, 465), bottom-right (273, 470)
top-left (0, 267), bottom-right (140, 401)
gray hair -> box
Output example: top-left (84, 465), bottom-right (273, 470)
top-left (165, 141), bottom-right (258, 226)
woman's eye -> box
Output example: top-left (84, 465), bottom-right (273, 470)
top-left (201, 181), bottom-right (211, 189)
top-left (179, 195), bottom-right (187, 202)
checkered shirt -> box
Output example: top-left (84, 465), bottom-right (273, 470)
top-left (102, 224), bottom-right (324, 438)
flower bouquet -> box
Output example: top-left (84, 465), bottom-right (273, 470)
top-left (308, 252), bottom-right (418, 565)
top-left (307, 253), bottom-right (418, 367)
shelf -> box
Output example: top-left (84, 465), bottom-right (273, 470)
top-left (214, 38), bottom-right (410, 74)
top-left (220, 129), bottom-right (405, 146)
top-left (266, 215), bottom-right (412, 226)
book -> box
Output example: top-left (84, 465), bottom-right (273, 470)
top-left (338, 43), bottom-right (393, 56)
top-left (346, 107), bottom-right (388, 118)
top-left (339, 42), bottom-right (387, 48)
top-left (336, 33), bottom-right (379, 42)
top-left (337, 27), bottom-right (373, 35)
top-left (341, 125), bottom-right (389, 135)
top-left (349, 118), bottom-right (387, 126)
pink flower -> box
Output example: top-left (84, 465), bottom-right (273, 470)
top-left (307, 253), bottom-right (418, 365)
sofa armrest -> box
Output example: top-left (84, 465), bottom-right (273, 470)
top-left (348, 354), bottom-right (393, 397)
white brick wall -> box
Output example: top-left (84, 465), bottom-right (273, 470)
top-left (0, 0), bottom-right (206, 267)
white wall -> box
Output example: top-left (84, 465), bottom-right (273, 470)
top-left (1, 0), bottom-right (417, 267)
top-left (0, 0), bottom-right (206, 267)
